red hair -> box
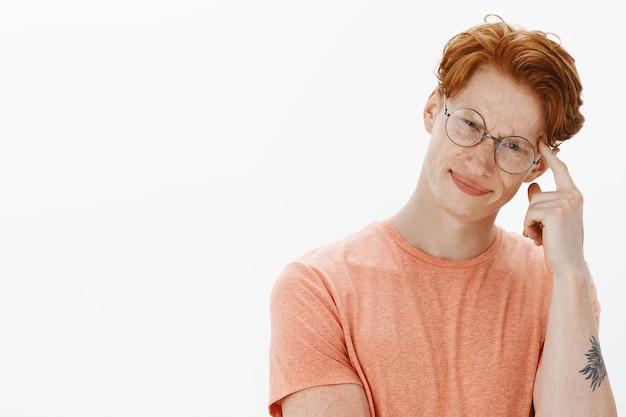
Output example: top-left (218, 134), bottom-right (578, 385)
top-left (437, 17), bottom-right (584, 146)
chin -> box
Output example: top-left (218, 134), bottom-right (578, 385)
top-left (440, 198), bottom-right (499, 224)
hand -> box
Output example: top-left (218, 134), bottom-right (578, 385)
top-left (523, 142), bottom-right (587, 275)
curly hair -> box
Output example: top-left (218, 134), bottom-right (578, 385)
top-left (437, 16), bottom-right (584, 146)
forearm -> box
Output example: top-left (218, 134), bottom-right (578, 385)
top-left (533, 268), bottom-right (617, 416)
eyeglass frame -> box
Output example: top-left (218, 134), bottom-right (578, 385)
top-left (442, 94), bottom-right (543, 174)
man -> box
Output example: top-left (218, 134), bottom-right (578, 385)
top-left (269, 16), bottom-right (617, 416)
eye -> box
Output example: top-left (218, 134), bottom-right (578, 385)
top-left (455, 109), bottom-right (485, 133)
top-left (505, 141), bottom-right (521, 151)
top-left (464, 119), bottom-right (482, 132)
top-left (499, 137), bottom-right (534, 157)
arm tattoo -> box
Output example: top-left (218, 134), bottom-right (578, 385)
top-left (578, 335), bottom-right (607, 391)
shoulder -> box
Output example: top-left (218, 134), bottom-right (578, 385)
top-left (301, 221), bottom-right (391, 264)
top-left (271, 221), bottom-right (394, 308)
top-left (276, 221), bottom-right (390, 282)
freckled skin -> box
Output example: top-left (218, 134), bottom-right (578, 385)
top-left (421, 66), bottom-right (547, 225)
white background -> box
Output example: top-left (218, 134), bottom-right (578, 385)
top-left (0, 1), bottom-right (624, 416)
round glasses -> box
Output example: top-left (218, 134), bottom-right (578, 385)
top-left (443, 96), bottom-right (541, 174)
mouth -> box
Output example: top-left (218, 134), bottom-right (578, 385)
top-left (450, 171), bottom-right (491, 197)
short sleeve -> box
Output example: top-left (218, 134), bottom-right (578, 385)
top-left (268, 262), bottom-right (361, 417)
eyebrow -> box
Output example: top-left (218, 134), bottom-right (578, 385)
top-left (449, 101), bottom-right (521, 137)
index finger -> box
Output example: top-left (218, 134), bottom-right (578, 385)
top-left (538, 141), bottom-right (576, 189)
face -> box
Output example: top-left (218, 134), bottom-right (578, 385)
top-left (422, 65), bottom-right (548, 223)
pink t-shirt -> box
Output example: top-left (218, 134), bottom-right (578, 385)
top-left (269, 221), bottom-right (599, 416)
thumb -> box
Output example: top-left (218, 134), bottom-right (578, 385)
top-left (524, 182), bottom-right (543, 244)
top-left (527, 182), bottom-right (542, 203)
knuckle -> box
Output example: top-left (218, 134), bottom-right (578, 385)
top-left (570, 189), bottom-right (583, 204)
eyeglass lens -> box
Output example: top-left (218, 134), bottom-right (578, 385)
top-left (445, 108), bottom-right (536, 174)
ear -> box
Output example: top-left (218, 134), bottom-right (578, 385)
top-left (523, 156), bottom-right (549, 183)
top-left (423, 88), bottom-right (441, 134)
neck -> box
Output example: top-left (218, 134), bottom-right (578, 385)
top-left (389, 178), bottom-right (498, 261)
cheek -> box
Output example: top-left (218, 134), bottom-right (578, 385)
top-left (424, 131), bottom-right (464, 169)
top-left (426, 119), bottom-right (455, 157)
top-left (497, 177), bottom-right (526, 204)
top-left (423, 139), bottom-right (448, 174)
